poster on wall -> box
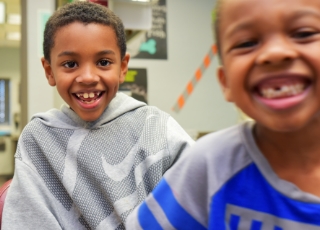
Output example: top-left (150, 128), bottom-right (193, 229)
top-left (119, 68), bottom-right (148, 104)
top-left (127, 0), bottom-right (167, 60)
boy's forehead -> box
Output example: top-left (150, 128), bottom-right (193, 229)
top-left (51, 22), bottom-right (120, 56)
top-left (57, 21), bottom-right (109, 32)
top-left (219, 0), bottom-right (320, 34)
top-left (220, 0), bottom-right (320, 17)
top-left (54, 22), bottom-right (114, 41)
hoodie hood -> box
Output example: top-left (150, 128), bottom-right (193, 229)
top-left (31, 92), bottom-right (146, 130)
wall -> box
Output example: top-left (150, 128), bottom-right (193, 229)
top-left (0, 47), bottom-right (20, 79)
top-left (21, 0), bottom-right (55, 128)
top-left (128, 0), bottom-right (238, 133)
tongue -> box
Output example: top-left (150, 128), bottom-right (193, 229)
top-left (78, 94), bottom-right (99, 101)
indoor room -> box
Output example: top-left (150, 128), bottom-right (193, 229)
top-left (0, 0), bottom-right (239, 186)
top-left (2, 0), bottom-right (320, 229)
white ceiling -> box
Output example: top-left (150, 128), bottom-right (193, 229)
top-left (0, 0), bottom-right (20, 47)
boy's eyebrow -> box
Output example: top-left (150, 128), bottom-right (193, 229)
top-left (224, 21), bottom-right (253, 40)
top-left (96, 50), bottom-right (116, 56)
top-left (292, 9), bottom-right (320, 20)
top-left (224, 9), bottom-right (320, 39)
top-left (57, 50), bottom-right (116, 57)
top-left (57, 51), bottom-right (78, 57)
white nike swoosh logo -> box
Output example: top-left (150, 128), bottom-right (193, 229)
top-left (102, 148), bottom-right (168, 182)
top-left (63, 129), bottom-right (89, 194)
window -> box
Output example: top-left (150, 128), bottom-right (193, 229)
top-left (0, 79), bottom-right (10, 125)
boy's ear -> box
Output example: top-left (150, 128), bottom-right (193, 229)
top-left (119, 53), bottom-right (130, 84)
top-left (217, 66), bottom-right (233, 102)
top-left (41, 57), bottom-right (56, 86)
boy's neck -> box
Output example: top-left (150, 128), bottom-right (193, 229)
top-left (254, 118), bottom-right (320, 197)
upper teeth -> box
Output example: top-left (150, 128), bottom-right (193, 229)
top-left (260, 83), bottom-right (304, 99)
top-left (76, 92), bottom-right (100, 99)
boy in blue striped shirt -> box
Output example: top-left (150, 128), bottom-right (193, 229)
top-left (126, 0), bottom-right (320, 229)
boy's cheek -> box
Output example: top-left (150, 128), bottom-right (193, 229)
top-left (221, 87), bottom-right (234, 102)
top-left (217, 67), bottom-right (234, 102)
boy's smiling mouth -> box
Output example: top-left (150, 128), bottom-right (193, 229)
top-left (256, 78), bottom-right (309, 99)
top-left (74, 91), bottom-right (103, 104)
top-left (253, 76), bottom-right (312, 110)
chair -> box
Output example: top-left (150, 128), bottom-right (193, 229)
top-left (0, 179), bottom-right (12, 229)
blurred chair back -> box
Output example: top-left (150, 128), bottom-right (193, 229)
top-left (0, 179), bottom-right (12, 229)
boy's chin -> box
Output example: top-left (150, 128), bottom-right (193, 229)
top-left (255, 115), bottom-right (317, 134)
top-left (69, 107), bottom-right (104, 122)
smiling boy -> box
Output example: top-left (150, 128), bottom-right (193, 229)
top-left (125, 0), bottom-right (320, 229)
top-left (44, 21), bottom-right (124, 122)
top-left (1, 2), bottom-right (194, 230)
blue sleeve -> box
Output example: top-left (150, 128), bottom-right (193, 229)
top-left (135, 178), bottom-right (206, 230)
top-left (125, 143), bottom-right (209, 230)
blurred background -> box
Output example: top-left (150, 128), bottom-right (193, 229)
top-left (0, 0), bottom-right (246, 185)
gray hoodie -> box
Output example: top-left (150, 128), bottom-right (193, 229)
top-left (2, 93), bottom-right (194, 230)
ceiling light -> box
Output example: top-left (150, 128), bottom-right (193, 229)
top-left (7, 14), bottom-right (21, 25)
top-left (0, 2), bottom-right (5, 24)
top-left (6, 32), bottom-right (21, 41)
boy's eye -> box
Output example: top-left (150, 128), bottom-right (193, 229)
top-left (292, 30), bottom-right (317, 39)
top-left (97, 59), bottom-right (110, 67)
top-left (63, 61), bottom-right (78, 68)
top-left (234, 40), bottom-right (257, 49)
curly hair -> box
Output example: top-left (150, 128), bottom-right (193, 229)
top-left (43, 1), bottom-right (126, 63)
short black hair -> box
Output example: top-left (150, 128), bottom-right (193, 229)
top-left (43, 1), bottom-right (126, 63)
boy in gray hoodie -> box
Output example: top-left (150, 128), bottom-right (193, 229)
top-left (2, 2), bottom-right (194, 229)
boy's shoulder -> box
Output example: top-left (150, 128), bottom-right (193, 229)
top-left (162, 122), bottom-right (257, 214)
top-left (102, 93), bottom-right (171, 121)
top-left (174, 122), bottom-right (255, 179)
top-left (23, 108), bottom-right (62, 130)
top-left (192, 122), bottom-right (251, 156)
top-left (132, 103), bottom-right (170, 117)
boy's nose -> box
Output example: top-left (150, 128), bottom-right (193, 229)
top-left (75, 66), bottom-right (100, 84)
top-left (256, 37), bottom-right (298, 66)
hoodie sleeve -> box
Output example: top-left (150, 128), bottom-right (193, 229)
top-left (2, 159), bottom-right (63, 230)
top-left (125, 142), bottom-right (208, 230)
top-left (166, 116), bottom-right (195, 166)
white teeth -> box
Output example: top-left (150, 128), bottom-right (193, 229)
top-left (76, 92), bottom-right (100, 99)
top-left (260, 83), bottom-right (304, 99)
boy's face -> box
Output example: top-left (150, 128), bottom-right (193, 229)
top-left (217, 0), bottom-right (320, 132)
top-left (41, 22), bottom-right (129, 121)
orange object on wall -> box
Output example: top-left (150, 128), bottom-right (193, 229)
top-left (172, 44), bottom-right (217, 113)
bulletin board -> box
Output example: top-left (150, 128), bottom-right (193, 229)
top-left (119, 68), bottom-right (148, 104)
top-left (129, 0), bottom-right (168, 60)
